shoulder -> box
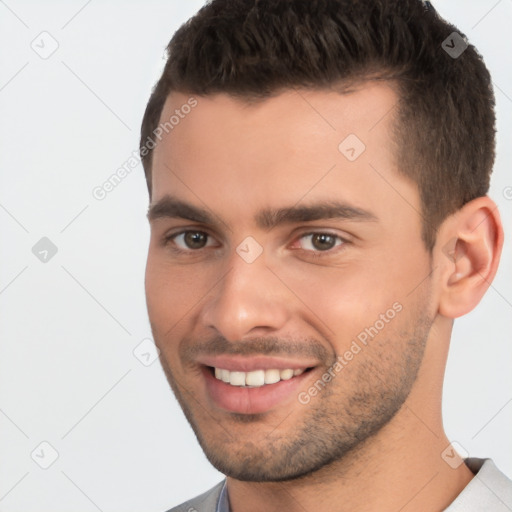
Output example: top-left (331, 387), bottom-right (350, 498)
top-left (446, 458), bottom-right (512, 511)
top-left (164, 480), bottom-right (226, 512)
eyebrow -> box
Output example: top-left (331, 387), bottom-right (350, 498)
top-left (147, 195), bottom-right (378, 230)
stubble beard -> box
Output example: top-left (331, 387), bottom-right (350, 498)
top-left (155, 307), bottom-right (433, 483)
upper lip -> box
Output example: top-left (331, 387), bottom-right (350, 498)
top-left (197, 355), bottom-right (318, 372)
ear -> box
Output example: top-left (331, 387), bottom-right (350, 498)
top-left (436, 196), bottom-right (504, 319)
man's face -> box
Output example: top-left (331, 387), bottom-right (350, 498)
top-left (145, 84), bottom-right (437, 481)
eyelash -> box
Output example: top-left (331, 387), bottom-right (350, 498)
top-left (163, 230), bottom-right (349, 259)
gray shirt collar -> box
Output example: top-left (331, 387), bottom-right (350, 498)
top-left (215, 459), bottom-right (512, 512)
top-left (215, 479), bottom-right (229, 512)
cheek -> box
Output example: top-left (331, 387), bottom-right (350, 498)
top-left (271, 257), bottom-right (410, 345)
top-left (144, 250), bottom-right (215, 328)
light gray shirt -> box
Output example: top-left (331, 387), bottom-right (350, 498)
top-left (168, 458), bottom-right (512, 512)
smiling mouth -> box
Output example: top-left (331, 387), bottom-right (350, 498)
top-left (208, 366), bottom-right (314, 388)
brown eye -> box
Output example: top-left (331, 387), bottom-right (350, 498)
top-left (311, 234), bottom-right (337, 250)
top-left (298, 233), bottom-right (343, 252)
top-left (183, 231), bottom-right (208, 249)
top-left (169, 230), bottom-right (213, 251)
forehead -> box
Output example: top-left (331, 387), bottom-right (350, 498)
top-left (154, 82), bottom-right (399, 167)
top-left (150, 83), bottom-right (416, 229)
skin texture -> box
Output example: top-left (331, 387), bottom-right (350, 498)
top-left (145, 83), bottom-right (503, 511)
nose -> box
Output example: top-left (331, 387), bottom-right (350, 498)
top-left (200, 247), bottom-right (290, 342)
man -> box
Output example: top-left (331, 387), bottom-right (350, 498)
top-left (140, 0), bottom-right (512, 510)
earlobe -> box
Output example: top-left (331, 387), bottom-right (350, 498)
top-left (437, 196), bottom-right (503, 319)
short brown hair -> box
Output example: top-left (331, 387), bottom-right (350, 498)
top-left (140, 0), bottom-right (496, 251)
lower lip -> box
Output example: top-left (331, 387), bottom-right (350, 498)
top-left (202, 366), bottom-right (313, 414)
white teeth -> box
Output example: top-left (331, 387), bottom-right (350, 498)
top-left (246, 370), bottom-right (265, 386)
top-left (264, 369), bottom-right (281, 384)
top-left (229, 371), bottom-right (246, 386)
top-left (280, 369), bottom-right (294, 380)
top-left (213, 367), bottom-right (307, 387)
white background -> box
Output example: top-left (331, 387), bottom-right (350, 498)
top-left (0, 1), bottom-right (510, 511)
